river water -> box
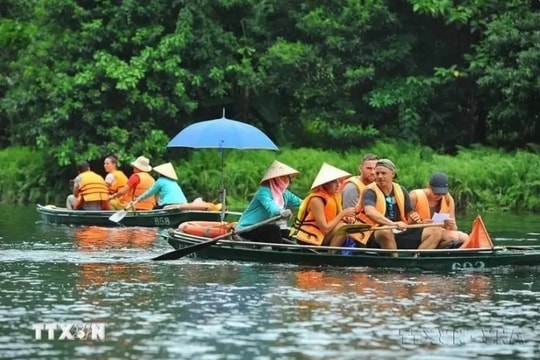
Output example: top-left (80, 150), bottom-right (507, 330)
top-left (0, 205), bottom-right (539, 359)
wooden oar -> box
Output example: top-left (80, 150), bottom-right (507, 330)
top-left (152, 215), bottom-right (283, 261)
top-left (108, 202), bottom-right (135, 224)
top-left (338, 222), bottom-right (444, 235)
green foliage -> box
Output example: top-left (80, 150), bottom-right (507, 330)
top-left (1, 0), bottom-right (540, 200)
top-left (2, 142), bottom-right (540, 212)
top-left (0, 147), bottom-right (50, 205)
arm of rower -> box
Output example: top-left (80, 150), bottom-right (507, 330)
top-left (310, 197), bottom-right (344, 234)
top-left (364, 204), bottom-right (395, 226)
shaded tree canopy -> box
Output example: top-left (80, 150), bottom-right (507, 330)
top-left (1, 0), bottom-right (539, 175)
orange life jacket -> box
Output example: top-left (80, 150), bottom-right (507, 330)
top-left (131, 172), bottom-right (156, 210)
top-left (290, 188), bottom-right (341, 246)
top-left (342, 176), bottom-right (367, 198)
top-left (343, 177), bottom-right (370, 244)
top-left (410, 189), bottom-right (451, 220)
top-left (357, 182), bottom-right (406, 225)
top-left (78, 171), bottom-right (109, 202)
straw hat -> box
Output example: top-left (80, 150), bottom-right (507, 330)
top-left (310, 163), bottom-right (351, 190)
top-left (130, 156), bottom-right (152, 172)
top-left (153, 162), bottom-right (178, 180)
top-left (260, 160), bottom-right (300, 184)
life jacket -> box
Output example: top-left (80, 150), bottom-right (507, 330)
top-left (108, 170), bottom-right (130, 204)
top-left (131, 172), bottom-right (156, 210)
top-left (290, 188), bottom-right (341, 246)
top-left (77, 171), bottom-right (109, 207)
top-left (343, 177), bottom-right (370, 245)
top-left (357, 182), bottom-right (406, 225)
top-left (342, 176), bottom-right (367, 196)
top-left (411, 189), bottom-right (451, 220)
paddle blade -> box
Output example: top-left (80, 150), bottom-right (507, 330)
top-left (460, 215), bottom-right (494, 249)
top-left (109, 210), bottom-right (127, 223)
top-left (152, 231), bottom-right (233, 261)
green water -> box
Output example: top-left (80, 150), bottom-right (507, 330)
top-left (0, 206), bottom-right (539, 359)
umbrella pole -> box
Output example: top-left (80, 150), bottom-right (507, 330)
top-left (220, 147), bottom-right (226, 222)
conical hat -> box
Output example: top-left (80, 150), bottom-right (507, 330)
top-left (310, 163), bottom-right (351, 190)
top-left (260, 160), bottom-right (300, 184)
top-left (153, 162), bottom-right (178, 180)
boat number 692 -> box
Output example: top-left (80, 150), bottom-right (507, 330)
top-left (154, 217), bottom-right (171, 226)
top-left (451, 261), bottom-right (485, 270)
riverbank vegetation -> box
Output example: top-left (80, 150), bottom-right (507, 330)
top-left (3, 142), bottom-right (539, 213)
top-left (1, 1), bottom-right (539, 210)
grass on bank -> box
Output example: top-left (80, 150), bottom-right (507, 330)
top-left (2, 141), bottom-right (540, 213)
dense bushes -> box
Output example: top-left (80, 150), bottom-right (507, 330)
top-left (5, 142), bottom-right (539, 212)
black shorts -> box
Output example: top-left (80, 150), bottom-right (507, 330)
top-left (366, 228), bottom-right (423, 249)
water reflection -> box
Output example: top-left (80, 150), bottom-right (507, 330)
top-left (73, 226), bottom-right (157, 251)
top-left (2, 206), bottom-right (540, 359)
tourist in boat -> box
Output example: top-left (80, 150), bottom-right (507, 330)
top-left (341, 153), bottom-right (379, 250)
top-left (132, 162), bottom-right (187, 209)
top-left (409, 172), bottom-right (469, 248)
top-left (342, 153), bottom-right (379, 208)
top-left (108, 155), bottom-right (156, 210)
top-left (66, 161), bottom-right (110, 210)
top-left (236, 160), bottom-right (303, 244)
top-left (290, 163), bottom-right (356, 248)
top-left (103, 154), bottom-right (130, 210)
top-left (356, 159), bottom-right (443, 256)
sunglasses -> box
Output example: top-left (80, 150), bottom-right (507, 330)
top-left (434, 192), bottom-right (446, 196)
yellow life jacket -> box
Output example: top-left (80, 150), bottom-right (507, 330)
top-left (78, 171), bottom-right (109, 202)
top-left (132, 172), bottom-right (156, 210)
top-left (411, 189), bottom-right (451, 220)
top-left (290, 188), bottom-right (341, 246)
top-left (109, 170), bottom-right (128, 193)
top-left (109, 170), bottom-right (130, 205)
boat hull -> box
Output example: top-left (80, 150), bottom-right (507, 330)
top-left (37, 204), bottom-right (235, 227)
top-left (165, 231), bottom-right (540, 271)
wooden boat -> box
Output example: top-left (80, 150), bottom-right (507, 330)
top-left (37, 204), bottom-right (240, 227)
top-left (163, 229), bottom-right (540, 271)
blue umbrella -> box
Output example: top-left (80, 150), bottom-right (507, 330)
top-left (168, 111), bottom-right (279, 217)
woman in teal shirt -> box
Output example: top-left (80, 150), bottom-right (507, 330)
top-left (237, 160), bottom-right (302, 243)
top-left (134, 162), bottom-right (187, 209)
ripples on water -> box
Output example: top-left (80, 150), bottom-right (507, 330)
top-left (0, 209), bottom-right (539, 359)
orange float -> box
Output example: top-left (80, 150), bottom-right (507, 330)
top-left (163, 202), bottom-right (223, 211)
top-left (179, 221), bottom-right (235, 238)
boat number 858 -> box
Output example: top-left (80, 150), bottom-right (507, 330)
top-left (451, 261), bottom-right (485, 270)
top-left (154, 217), bottom-right (171, 226)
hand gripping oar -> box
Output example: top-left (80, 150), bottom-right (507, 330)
top-left (152, 215), bottom-right (283, 261)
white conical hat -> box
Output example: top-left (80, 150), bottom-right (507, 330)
top-left (153, 162), bottom-right (178, 180)
top-left (260, 160), bottom-right (300, 184)
top-left (310, 163), bottom-right (351, 189)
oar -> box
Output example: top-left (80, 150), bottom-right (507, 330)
top-left (338, 222), bottom-right (444, 235)
top-left (152, 215), bottom-right (283, 261)
top-left (108, 202), bottom-right (135, 224)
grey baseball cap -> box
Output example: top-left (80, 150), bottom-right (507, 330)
top-left (375, 159), bottom-right (398, 178)
top-left (429, 172), bottom-right (449, 194)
